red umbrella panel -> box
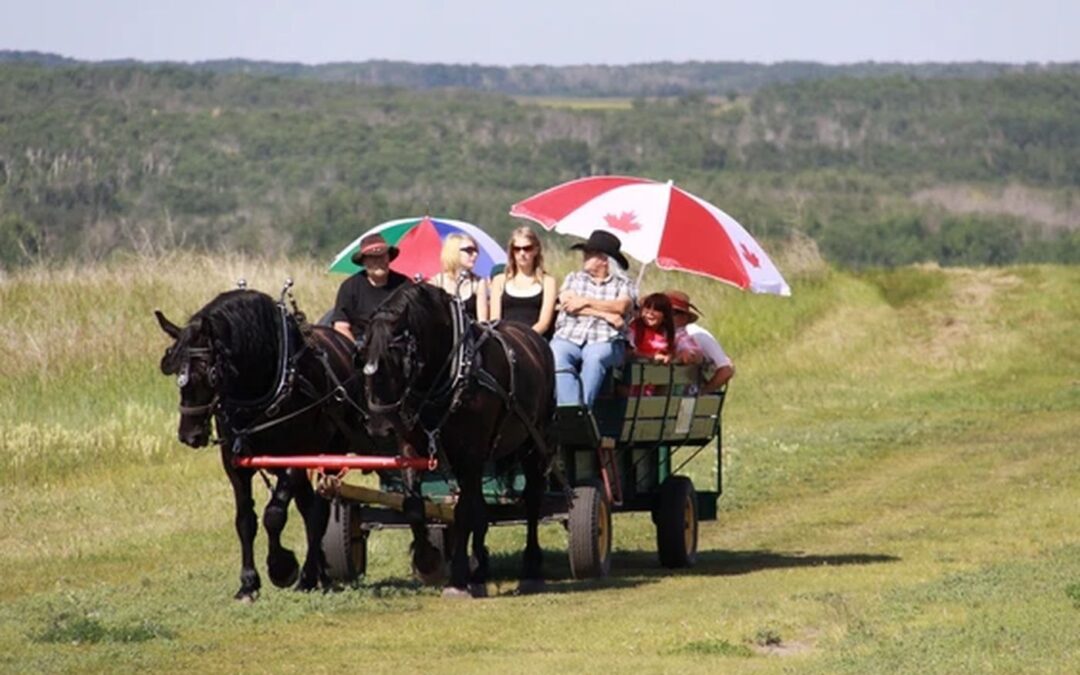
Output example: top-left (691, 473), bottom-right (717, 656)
top-left (328, 216), bottom-right (506, 280)
top-left (510, 176), bottom-right (790, 296)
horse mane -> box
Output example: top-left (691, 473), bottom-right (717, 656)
top-left (366, 283), bottom-right (449, 355)
top-left (169, 290), bottom-right (282, 395)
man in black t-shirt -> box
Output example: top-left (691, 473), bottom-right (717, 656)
top-left (331, 233), bottom-right (411, 342)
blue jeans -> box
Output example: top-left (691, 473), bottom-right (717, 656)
top-left (550, 337), bottom-right (625, 407)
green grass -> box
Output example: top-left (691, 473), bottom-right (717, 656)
top-left (1, 254), bottom-right (1078, 673)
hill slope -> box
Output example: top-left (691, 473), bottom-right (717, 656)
top-left (0, 256), bottom-right (1077, 672)
top-left (1, 64), bottom-right (1078, 270)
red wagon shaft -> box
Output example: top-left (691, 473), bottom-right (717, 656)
top-left (232, 454), bottom-right (436, 471)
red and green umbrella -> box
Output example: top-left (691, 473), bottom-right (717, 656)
top-left (328, 216), bottom-right (507, 280)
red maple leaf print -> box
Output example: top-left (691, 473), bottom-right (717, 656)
top-left (604, 211), bottom-right (641, 233)
top-left (740, 243), bottom-right (761, 268)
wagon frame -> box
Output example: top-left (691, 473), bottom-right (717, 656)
top-left (261, 360), bottom-right (728, 583)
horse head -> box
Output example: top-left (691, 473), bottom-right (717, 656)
top-left (157, 310), bottom-right (221, 447)
top-left (360, 284), bottom-right (455, 441)
top-left (156, 290), bottom-right (280, 448)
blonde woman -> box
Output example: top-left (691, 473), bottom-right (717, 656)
top-left (428, 233), bottom-right (490, 321)
top-left (490, 227), bottom-right (557, 339)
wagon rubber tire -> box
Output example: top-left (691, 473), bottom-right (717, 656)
top-left (322, 500), bottom-right (367, 583)
top-left (655, 476), bottom-right (698, 568)
top-left (567, 484), bottom-right (612, 579)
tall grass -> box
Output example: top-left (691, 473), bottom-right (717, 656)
top-left (2, 253), bottom-right (1078, 673)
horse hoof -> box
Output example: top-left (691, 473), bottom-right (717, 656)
top-left (468, 583), bottom-right (488, 598)
top-left (517, 579), bottom-right (546, 595)
top-left (267, 551), bottom-right (300, 588)
top-left (293, 578), bottom-right (318, 593)
top-left (441, 586), bottom-right (473, 599)
top-left (412, 548), bottom-right (446, 586)
top-left (234, 591), bottom-right (258, 604)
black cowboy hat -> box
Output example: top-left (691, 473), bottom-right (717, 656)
top-left (350, 233), bottom-right (400, 265)
top-left (570, 230), bottom-right (629, 270)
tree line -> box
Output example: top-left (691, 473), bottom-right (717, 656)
top-left (3, 50), bottom-right (1077, 97)
top-left (0, 63), bottom-right (1077, 270)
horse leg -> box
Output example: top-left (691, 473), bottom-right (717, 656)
top-left (467, 482), bottom-right (491, 598)
top-left (263, 469), bottom-right (301, 588)
top-left (402, 466), bottom-right (442, 583)
top-left (444, 471), bottom-right (486, 598)
top-left (221, 446), bottom-right (261, 602)
top-left (444, 477), bottom-right (474, 597)
top-left (291, 471), bottom-right (332, 592)
top-left (518, 449), bottom-right (546, 594)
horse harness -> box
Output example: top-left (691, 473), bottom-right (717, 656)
top-left (175, 300), bottom-right (367, 452)
top-left (366, 296), bottom-right (552, 470)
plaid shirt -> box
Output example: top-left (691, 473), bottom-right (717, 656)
top-left (553, 270), bottom-right (637, 345)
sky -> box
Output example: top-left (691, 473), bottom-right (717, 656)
top-left (3, 0), bottom-right (1078, 66)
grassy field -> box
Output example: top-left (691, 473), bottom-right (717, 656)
top-left (1, 252), bottom-right (1078, 673)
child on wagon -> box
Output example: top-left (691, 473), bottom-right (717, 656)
top-left (629, 292), bottom-right (702, 365)
top-left (628, 293), bottom-right (702, 395)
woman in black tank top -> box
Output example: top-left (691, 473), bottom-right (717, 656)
top-left (490, 227), bottom-right (557, 338)
top-left (428, 233), bottom-right (489, 321)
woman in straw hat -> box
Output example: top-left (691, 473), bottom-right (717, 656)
top-left (666, 290), bottom-right (734, 393)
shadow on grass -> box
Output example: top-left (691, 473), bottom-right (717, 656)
top-left (480, 547), bottom-right (898, 594)
top-left (613, 549), bottom-right (901, 577)
top-left (348, 549), bottom-right (898, 598)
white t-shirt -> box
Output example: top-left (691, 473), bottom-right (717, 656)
top-left (685, 323), bottom-right (731, 373)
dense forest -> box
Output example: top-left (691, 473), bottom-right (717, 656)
top-left (0, 61), bottom-right (1077, 270)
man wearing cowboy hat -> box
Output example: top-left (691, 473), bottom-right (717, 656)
top-left (666, 290), bottom-right (734, 393)
top-left (551, 230), bottom-right (638, 407)
top-left (332, 233), bottom-right (411, 342)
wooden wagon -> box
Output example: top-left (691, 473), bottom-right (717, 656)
top-left (302, 361), bottom-right (727, 582)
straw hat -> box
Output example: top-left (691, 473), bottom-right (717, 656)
top-left (351, 233), bottom-right (400, 265)
top-left (664, 289), bottom-right (702, 323)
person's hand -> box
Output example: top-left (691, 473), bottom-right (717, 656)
top-left (561, 294), bottom-right (588, 313)
top-left (654, 353), bottom-right (671, 364)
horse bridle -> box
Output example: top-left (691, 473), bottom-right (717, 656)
top-left (173, 301), bottom-right (293, 428)
top-left (176, 346), bottom-right (221, 419)
top-left (364, 330), bottom-right (422, 420)
top-left (363, 296), bottom-right (472, 434)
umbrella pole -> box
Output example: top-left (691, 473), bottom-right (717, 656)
top-left (635, 261), bottom-right (649, 288)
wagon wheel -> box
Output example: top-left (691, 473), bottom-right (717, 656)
top-left (322, 500), bottom-right (368, 582)
top-left (655, 476), bottom-right (698, 568)
top-left (412, 525), bottom-right (455, 586)
top-left (567, 483), bottom-right (612, 579)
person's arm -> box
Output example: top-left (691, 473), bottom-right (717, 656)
top-left (561, 293), bottom-right (631, 316)
top-left (476, 278), bottom-right (490, 322)
top-left (702, 364), bottom-right (734, 393)
top-left (533, 274), bottom-right (558, 335)
top-left (573, 306), bottom-right (625, 329)
top-left (331, 281), bottom-right (355, 341)
top-left (333, 321), bottom-right (354, 342)
top-left (490, 274), bottom-right (505, 321)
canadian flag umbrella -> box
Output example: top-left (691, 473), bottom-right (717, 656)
top-left (510, 176), bottom-right (791, 296)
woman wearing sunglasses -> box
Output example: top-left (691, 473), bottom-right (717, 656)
top-left (428, 232), bottom-right (490, 321)
top-left (490, 227), bottom-right (557, 339)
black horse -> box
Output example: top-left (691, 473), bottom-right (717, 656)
top-left (360, 283), bottom-right (556, 596)
top-left (156, 289), bottom-right (371, 601)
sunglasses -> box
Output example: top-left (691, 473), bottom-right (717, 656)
top-left (512, 245), bottom-right (536, 253)
top-left (459, 246), bottom-right (479, 255)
